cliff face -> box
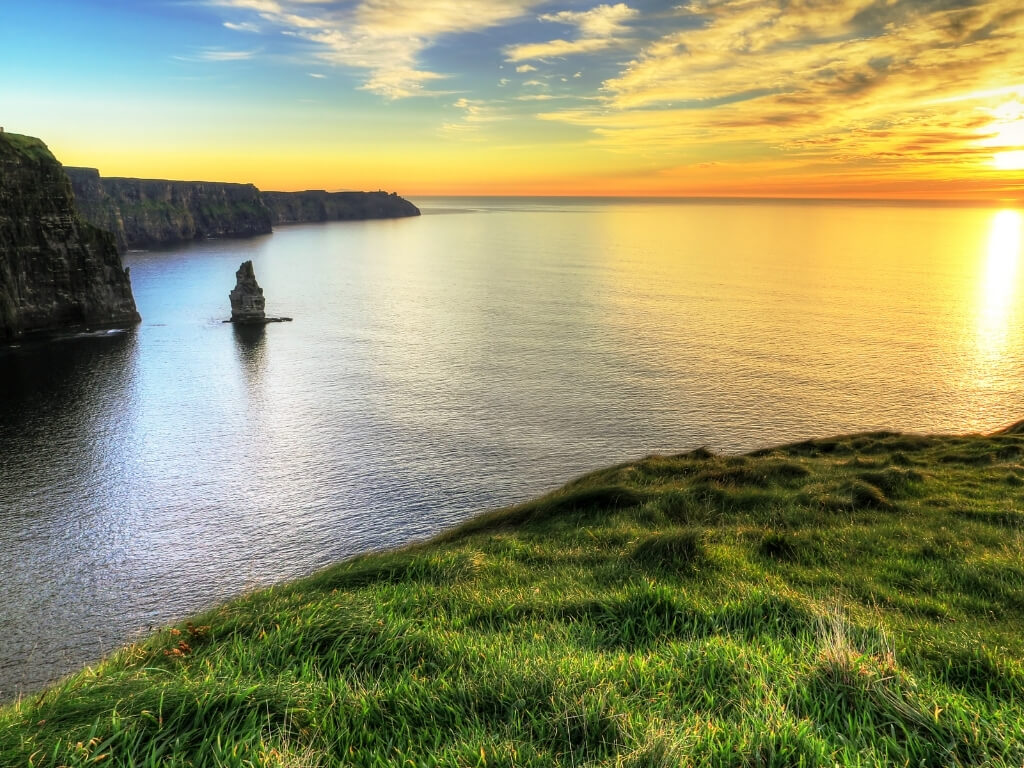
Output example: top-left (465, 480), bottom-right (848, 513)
top-left (65, 168), bottom-right (273, 251)
top-left (66, 171), bottom-right (420, 251)
top-left (255, 190), bottom-right (420, 225)
top-left (0, 133), bottom-right (140, 341)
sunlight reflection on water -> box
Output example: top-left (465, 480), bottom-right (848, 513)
top-left (977, 211), bottom-right (1022, 360)
top-left (970, 210), bottom-right (1023, 403)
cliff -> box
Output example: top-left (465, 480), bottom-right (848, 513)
top-left (260, 189), bottom-right (420, 224)
top-left (0, 133), bottom-right (139, 341)
top-left (66, 170), bottom-right (420, 252)
top-left (65, 168), bottom-right (273, 252)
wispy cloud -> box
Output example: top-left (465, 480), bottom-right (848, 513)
top-left (176, 47), bottom-right (259, 62)
top-left (210, 0), bottom-right (540, 98)
top-left (441, 97), bottom-right (509, 136)
top-left (541, 3), bottom-right (637, 38)
top-left (223, 20), bottom-right (262, 33)
top-left (223, 20), bottom-right (261, 33)
top-left (505, 3), bottom-right (638, 62)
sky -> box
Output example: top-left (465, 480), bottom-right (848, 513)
top-left (2, 0), bottom-right (1023, 198)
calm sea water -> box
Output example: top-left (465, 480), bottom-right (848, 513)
top-left (2, 198), bottom-right (1023, 698)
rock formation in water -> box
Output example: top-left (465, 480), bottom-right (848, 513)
top-left (260, 189), bottom-right (420, 224)
top-left (226, 261), bottom-right (292, 324)
top-left (0, 132), bottom-right (140, 341)
top-left (229, 260), bottom-right (266, 322)
top-left (66, 169), bottom-right (421, 252)
top-left (65, 167), bottom-right (274, 252)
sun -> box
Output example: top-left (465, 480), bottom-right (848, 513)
top-left (986, 97), bottom-right (1024, 170)
top-left (993, 149), bottom-right (1024, 171)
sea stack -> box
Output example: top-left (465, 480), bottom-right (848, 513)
top-left (229, 261), bottom-right (266, 323)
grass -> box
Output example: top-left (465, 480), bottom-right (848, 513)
top-left (2, 427), bottom-right (1024, 766)
top-left (0, 132), bottom-right (57, 165)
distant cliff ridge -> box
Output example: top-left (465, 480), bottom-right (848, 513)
top-left (0, 134), bottom-right (139, 340)
top-left (66, 168), bottom-right (420, 252)
top-left (66, 168), bottom-right (273, 252)
top-left (261, 189), bottom-right (420, 225)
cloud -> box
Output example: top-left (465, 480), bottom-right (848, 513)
top-left (354, 0), bottom-right (535, 38)
top-left (176, 47), bottom-right (259, 62)
top-left (506, 37), bottom-right (617, 60)
top-left (208, 0), bottom-right (541, 98)
top-left (223, 20), bottom-right (261, 32)
top-left (539, 3), bottom-right (637, 38)
top-left (538, 0), bottom-right (1024, 177)
top-left (505, 3), bottom-right (638, 62)
top-left (215, 0), bottom-right (284, 13)
top-left (308, 72), bottom-right (326, 78)
top-left (516, 64), bottom-right (537, 73)
top-left (441, 97), bottom-right (508, 135)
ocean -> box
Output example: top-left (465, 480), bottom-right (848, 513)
top-left (1, 197), bottom-right (1022, 697)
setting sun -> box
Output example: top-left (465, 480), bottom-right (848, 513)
top-left (986, 97), bottom-right (1024, 170)
top-left (994, 150), bottom-right (1024, 171)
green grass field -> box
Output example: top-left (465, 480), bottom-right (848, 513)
top-left (3, 427), bottom-right (1024, 766)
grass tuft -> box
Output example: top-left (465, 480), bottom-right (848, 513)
top-left (846, 478), bottom-right (894, 509)
top-left (632, 530), bottom-right (711, 574)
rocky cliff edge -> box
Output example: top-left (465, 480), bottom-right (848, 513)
top-left (0, 133), bottom-right (140, 341)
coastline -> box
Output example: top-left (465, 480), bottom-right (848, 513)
top-left (3, 425), bottom-right (1022, 764)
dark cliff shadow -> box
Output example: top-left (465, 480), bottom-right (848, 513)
top-left (0, 331), bottom-right (138, 432)
top-left (0, 331), bottom-right (139, 518)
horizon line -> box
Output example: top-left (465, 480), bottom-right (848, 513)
top-left (407, 194), bottom-right (1024, 207)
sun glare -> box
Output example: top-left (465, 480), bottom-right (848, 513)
top-left (994, 150), bottom-right (1024, 171)
top-left (982, 210), bottom-right (1021, 310)
top-left (985, 97), bottom-right (1024, 170)
top-left (976, 210), bottom-right (1023, 370)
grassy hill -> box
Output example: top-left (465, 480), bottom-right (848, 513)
top-left (2, 427), bottom-right (1023, 766)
